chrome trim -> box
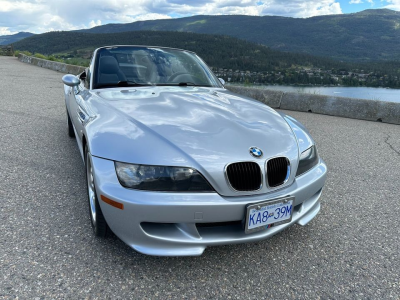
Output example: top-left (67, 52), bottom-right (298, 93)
top-left (76, 104), bottom-right (97, 126)
top-left (224, 161), bottom-right (263, 193)
top-left (264, 157), bottom-right (291, 189)
top-left (77, 110), bottom-right (86, 124)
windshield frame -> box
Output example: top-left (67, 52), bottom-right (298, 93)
top-left (91, 46), bottom-right (223, 90)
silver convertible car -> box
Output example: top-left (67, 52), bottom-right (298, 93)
top-left (62, 45), bottom-right (327, 256)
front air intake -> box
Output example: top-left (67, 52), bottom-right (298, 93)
top-left (266, 157), bottom-right (290, 188)
top-left (226, 162), bottom-right (262, 191)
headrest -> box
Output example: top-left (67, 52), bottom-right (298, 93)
top-left (99, 56), bottom-right (120, 74)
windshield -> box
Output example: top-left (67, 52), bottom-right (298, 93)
top-left (93, 46), bottom-right (222, 89)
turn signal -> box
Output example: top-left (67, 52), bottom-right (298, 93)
top-left (100, 195), bottom-right (124, 210)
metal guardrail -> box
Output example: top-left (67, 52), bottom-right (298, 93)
top-left (0, 45), bottom-right (14, 56)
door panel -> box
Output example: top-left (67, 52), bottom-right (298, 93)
top-left (69, 84), bottom-right (87, 156)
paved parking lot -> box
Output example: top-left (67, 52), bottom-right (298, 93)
top-left (1, 56), bottom-right (399, 299)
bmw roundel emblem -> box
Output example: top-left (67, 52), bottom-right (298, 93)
top-left (249, 147), bottom-right (263, 158)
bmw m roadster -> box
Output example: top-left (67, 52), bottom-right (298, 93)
top-left (62, 45), bottom-right (327, 256)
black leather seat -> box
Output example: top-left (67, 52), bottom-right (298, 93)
top-left (98, 56), bottom-right (127, 85)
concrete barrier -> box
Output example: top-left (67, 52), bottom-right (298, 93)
top-left (18, 53), bottom-right (85, 75)
top-left (226, 85), bottom-right (283, 108)
top-left (280, 92), bottom-right (400, 125)
top-left (16, 55), bottom-right (400, 125)
top-left (226, 85), bottom-right (400, 125)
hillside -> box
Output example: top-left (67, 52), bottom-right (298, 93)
top-left (79, 9), bottom-right (400, 62)
top-left (13, 30), bottom-right (400, 88)
top-left (0, 32), bottom-right (34, 45)
top-left (12, 30), bottom-right (353, 72)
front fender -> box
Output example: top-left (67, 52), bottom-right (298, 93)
top-left (279, 112), bottom-right (315, 153)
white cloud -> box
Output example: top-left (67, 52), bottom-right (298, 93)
top-left (257, 0), bottom-right (342, 18)
top-left (125, 13), bottom-right (172, 23)
top-left (89, 20), bottom-right (102, 28)
top-left (0, 0), bottom-right (343, 34)
top-left (0, 27), bottom-right (15, 35)
top-left (384, 0), bottom-right (400, 9)
top-left (348, 0), bottom-right (374, 4)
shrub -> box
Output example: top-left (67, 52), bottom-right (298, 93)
top-left (15, 50), bottom-right (33, 56)
top-left (34, 53), bottom-right (47, 59)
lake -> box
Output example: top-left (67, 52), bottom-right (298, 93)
top-left (231, 85), bottom-right (400, 103)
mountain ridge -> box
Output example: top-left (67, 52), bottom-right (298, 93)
top-left (0, 32), bottom-right (34, 45)
top-left (78, 9), bottom-right (400, 62)
top-left (12, 30), bottom-right (400, 88)
top-left (12, 30), bottom-right (341, 70)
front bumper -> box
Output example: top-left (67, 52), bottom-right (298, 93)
top-left (92, 156), bottom-right (327, 256)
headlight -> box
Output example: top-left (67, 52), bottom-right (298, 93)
top-left (296, 145), bottom-right (319, 176)
top-left (115, 162), bottom-right (214, 192)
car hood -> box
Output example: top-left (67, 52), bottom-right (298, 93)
top-left (88, 86), bottom-right (300, 196)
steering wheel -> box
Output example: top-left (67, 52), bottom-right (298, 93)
top-left (168, 72), bottom-right (192, 82)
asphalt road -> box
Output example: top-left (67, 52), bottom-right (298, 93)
top-left (1, 56), bottom-right (399, 299)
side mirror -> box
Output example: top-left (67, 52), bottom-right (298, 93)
top-left (218, 78), bottom-right (226, 86)
top-left (62, 74), bottom-right (80, 87)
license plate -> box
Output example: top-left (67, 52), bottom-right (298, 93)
top-left (245, 196), bottom-right (294, 234)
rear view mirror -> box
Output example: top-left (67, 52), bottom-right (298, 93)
top-left (218, 78), bottom-right (226, 86)
top-left (62, 74), bottom-right (80, 87)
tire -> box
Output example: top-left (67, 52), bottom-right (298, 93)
top-left (66, 109), bottom-right (75, 138)
top-left (85, 146), bottom-right (108, 237)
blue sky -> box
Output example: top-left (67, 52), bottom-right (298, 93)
top-left (341, 0), bottom-right (383, 13)
top-left (0, 0), bottom-right (397, 35)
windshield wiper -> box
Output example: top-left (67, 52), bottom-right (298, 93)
top-left (117, 81), bottom-right (149, 87)
top-left (178, 82), bottom-right (199, 86)
top-left (95, 81), bottom-right (150, 89)
top-left (154, 83), bottom-right (212, 87)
